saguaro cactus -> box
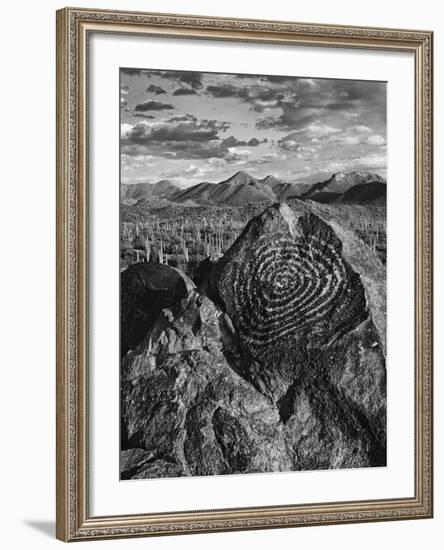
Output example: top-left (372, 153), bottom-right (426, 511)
top-left (145, 237), bottom-right (151, 262)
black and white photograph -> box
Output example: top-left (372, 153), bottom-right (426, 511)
top-left (119, 67), bottom-right (387, 480)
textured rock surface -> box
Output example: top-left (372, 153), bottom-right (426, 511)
top-left (121, 289), bottom-right (291, 476)
top-left (121, 202), bottom-right (386, 478)
top-left (120, 262), bottom-right (194, 357)
top-left (202, 202), bottom-right (386, 467)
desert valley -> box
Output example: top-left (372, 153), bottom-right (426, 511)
top-left (121, 169), bottom-right (387, 275)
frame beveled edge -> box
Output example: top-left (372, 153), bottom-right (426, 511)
top-left (55, 6), bottom-right (433, 542)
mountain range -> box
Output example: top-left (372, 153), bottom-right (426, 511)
top-left (121, 170), bottom-right (386, 208)
top-left (121, 179), bottom-right (180, 204)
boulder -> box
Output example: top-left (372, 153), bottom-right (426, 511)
top-left (204, 202), bottom-right (386, 467)
top-left (120, 262), bottom-right (194, 357)
top-left (121, 289), bottom-right (291, 477)
top-left (192, 253), bottom-right (222, 286)
top-left (120, 448), bottom-right (185, 480)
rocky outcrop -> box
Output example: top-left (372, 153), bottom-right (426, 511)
top-left (202, 202), bottom-right (386, 468)
top-left (121, 202), bottom-right (386, 478)
top-left (120, 262), bottom-right (194, 357)
top-left (121, 288), bottom-right (291, 477)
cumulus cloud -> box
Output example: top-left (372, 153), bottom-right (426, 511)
top-left (152, 70), bottom-right (203, 90)
top-left (349, 125), bottom-right (373, 134)
top-left (134, 100), bottom-right (174, 112)
top-left (123, 116), bottom-right (227, 143)
top-left (208, 157), bottom-right (227, 168)
top-left (278, 127), bottom-right (329, 155)
top-left (120, 69), bottom-right (386, 184)
top-left (367, 134), bottom-right (386, 146)
top-left (354, 152), bottom-right (387, 169)
top-left (132, 113), bottom-right (156, 120)
top-left (256, 115), bottom-right (281, 129)
top-left (121, 115), bottom-right (254, 160)
top-left (172, 88), bottom-right (198, 96)
top-left (205, 84), bottom-right (247, 99)
top-left (121, 69), bottom-right (203, 90)
top-left (171, 71), bottom-right (203, 89)
top-left (279, 121), bottom-right (386, 150)
top-left (277, 135), bottom-right (317, 159)
top-left (167, 114), bottom-right (198, 123)
top-left (225, 148), bottom-right (253, 162)
top-left (252, 79), bottom-right (386, 132)
top-left (205, 83), bottom-right (286, 110)
top-left (297, 122), bottom-right (341, 138)
top-left (322, 151), bottom-right (386, 175)
top-left (145, 84), bottom-right (166, 95)
top-left (120, 123), bottom-right (133, 138)
top-left (247, 138), bottom-right (262, 146)
top-left (251, 99), bottom-right (280, 113)
top-left (218, 135), bottom-right (266, 148)
top-left (251, 151), bottom-right (287, 165)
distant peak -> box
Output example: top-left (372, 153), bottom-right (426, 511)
top-left (233, 170), bottom-right (251, 178)
top-left (221, 170), bottom-right (256, 185)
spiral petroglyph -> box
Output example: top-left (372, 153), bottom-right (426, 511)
top-left (216, 207), bottom-right (368, 362)
top-left (232, 233), bottom-right (347, 347)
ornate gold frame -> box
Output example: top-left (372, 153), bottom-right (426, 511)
top-left (56, 7), bottom-right (433, 542)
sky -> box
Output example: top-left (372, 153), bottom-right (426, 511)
top-left (120, 68), bottom-right (386, 188)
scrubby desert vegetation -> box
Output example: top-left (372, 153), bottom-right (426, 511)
top-left (301, 202), bottom-right (387, 264)
top-left (120, 171), bottom-right (387, 275)
top-left (120, 205), bottom-right (262, 274)
top-left (120, 201), bottom-right (386, 275)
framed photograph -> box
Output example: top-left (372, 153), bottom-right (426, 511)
top-left (56, 7), bottom-right (433, 542)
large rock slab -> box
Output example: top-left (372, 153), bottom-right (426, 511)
top-left (203, 202), bottom-right (386, 467)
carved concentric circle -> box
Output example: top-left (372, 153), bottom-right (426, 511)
top-left (232, 233), bottom-right (347, 347)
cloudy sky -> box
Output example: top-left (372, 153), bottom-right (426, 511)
top-left (120, 68), bottom-right (386, 187)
